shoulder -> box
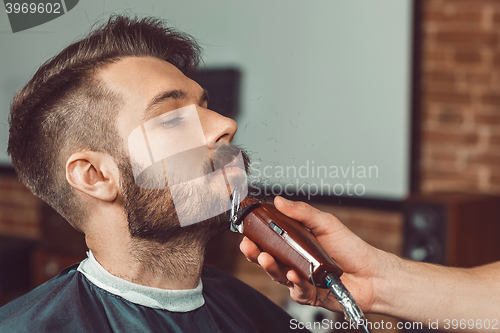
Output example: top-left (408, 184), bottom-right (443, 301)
top-left (201, 265), bottom-right (280, 304)
top-left (201, 265), bottom-right (268, 301)
top-left (201, 265), bottom-right (310, 332)
top-left (0, 264), bottom-right (92, 332)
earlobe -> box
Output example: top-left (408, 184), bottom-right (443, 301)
top-left (66, 151), bottom-right (119, 202)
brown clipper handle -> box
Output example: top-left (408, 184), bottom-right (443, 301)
top-left (240, 199), bottom-right (343, 288)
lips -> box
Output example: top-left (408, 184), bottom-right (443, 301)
top-left (213, 154), bottom-right (245, 179)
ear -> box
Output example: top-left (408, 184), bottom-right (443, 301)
top-left (66, 151), bottom-right (119, 202)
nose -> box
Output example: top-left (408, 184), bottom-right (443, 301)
top-left (200, 108), bottom-right (238, 145)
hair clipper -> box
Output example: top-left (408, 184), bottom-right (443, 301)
top-left (228, 192), bottom-right (371, 333)
top-left (229, 195), bottom-right (343, 287)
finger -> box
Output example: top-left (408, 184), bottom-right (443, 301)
top-left (274, 196), bottom-right (345, 236)
top-left (239, 237), bottom-right (261, 263)
top-left (285, 270), bottom-right (323, 306)
top-left (257, 252), bottom-right (289, 282)
top-left (286, 270), bottom-right (319, 298)
top-left (286, 269), bottom-right (310, 289)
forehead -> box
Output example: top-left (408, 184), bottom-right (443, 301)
top-left (98, 56), bottom-right (201, 139)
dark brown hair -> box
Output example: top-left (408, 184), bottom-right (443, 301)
top-left (7, 15), bottom-right (202, 230)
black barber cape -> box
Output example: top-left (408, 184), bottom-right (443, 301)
top-left (0, 264), bottom-right (309, 332)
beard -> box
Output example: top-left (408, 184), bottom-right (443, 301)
top-left (118, 143), bottom-right (251, 246)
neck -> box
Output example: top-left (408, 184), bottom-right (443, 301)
top-left (87, 229), bottom-right (208, 290)
top-left (129, 237), bottom-right (207, 289)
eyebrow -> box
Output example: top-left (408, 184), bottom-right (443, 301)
top-left (142, 88), bottom-right (209, 121)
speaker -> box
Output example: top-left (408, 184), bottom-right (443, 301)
top-left (404, 193), bottom-right (500, 267)
top-left (403, 193), bottom-right (500, 332)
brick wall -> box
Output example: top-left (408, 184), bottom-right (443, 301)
top-left (421, 0), bottom-right (500, 193)
top-left (0, 174), bottom-right (41, 239)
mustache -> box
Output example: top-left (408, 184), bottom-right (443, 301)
top-left (203, 142), bottom-right (250, 175)
top-left (132, 143), bottom-right (250, 189)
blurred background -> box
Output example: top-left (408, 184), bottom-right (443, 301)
top-left (2, 0), bottom-right (500, 332)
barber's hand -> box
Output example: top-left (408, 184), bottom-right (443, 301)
top-left (240, 196), bottom-right (387, 313)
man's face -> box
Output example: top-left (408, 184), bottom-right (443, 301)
top-left (99, 56), bottom-right (248, 243)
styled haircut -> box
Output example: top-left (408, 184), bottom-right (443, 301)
top-left (7, 15), bottom-right (201, 230)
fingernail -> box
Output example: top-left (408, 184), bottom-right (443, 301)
top-left (278, 196), bottom-right (293, 207)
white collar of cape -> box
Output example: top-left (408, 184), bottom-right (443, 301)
top-left (77, 250), bottom-right (204, 312)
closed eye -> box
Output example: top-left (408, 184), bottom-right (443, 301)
top-left (161, 116), bottom-right (183, 129)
